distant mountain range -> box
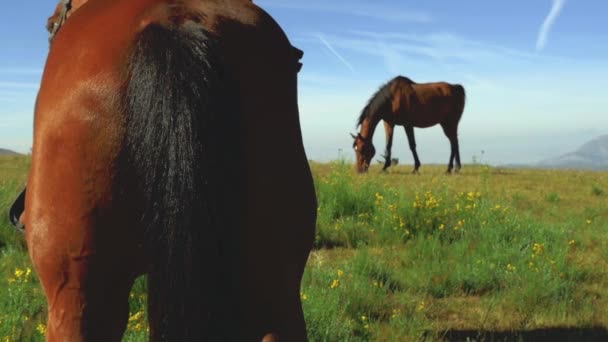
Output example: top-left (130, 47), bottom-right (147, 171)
top-left (535, 134), bottom-right (608, 170)
top-left (0, 148), bottom-right (21, 156)
top-left (501, 135), bottom-right (608, 170)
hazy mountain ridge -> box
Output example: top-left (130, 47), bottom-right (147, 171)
top-left (536, 134), bottom-right (608, 170)
top-left (0, 148), bottom-right (21, 156)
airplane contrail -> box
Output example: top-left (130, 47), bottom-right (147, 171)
top-left (536, 0), bottom-right (566, 51)
top-left (317, 33), bottom-right (355, 73)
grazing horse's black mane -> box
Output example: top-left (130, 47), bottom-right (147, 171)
top-left (356, 75), bottom-right (415, 127)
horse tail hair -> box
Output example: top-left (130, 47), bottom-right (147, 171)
top-left (123, 22), bottom-right (232, 341)
top-left (452, 84), bottom-right (466, 122)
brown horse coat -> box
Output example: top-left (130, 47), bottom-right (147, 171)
top-left (24, 0), bottom-right (316, 341)
top-left (353, 76), bottom-right (465, 173)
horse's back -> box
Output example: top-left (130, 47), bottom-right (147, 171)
top-left (30, 0), bottom-right (311, 233)
top-left (392, 80), bottom-right (464, 127)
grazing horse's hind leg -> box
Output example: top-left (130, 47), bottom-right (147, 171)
top-left (404, 126), bottom-right (421, 173)
top-left (441, 122), bottom-right (461, 173)
top-left (382, 121), bottom-right (395, 171)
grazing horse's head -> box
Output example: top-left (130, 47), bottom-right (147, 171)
top-left (351, 133), bottom-right (375, 173)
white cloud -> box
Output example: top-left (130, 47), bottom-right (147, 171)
top-left (334, 30), bottom-right (559, 66)
top-left (316, 33), bottom-right (355, 73)
top-left (536, 0), bottom-right (566, 51)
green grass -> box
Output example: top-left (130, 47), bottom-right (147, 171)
top-left (1, 156), bottom-right (607, 341)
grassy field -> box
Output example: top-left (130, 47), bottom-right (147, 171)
top-left (1, 156), bottom-right (607, 341)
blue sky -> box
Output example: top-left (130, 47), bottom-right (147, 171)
top-left (1, 1), bottom-right (607, 165)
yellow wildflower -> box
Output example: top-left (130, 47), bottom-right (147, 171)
top-left (454, 220), bottom-right (465, 231)
top-left (300, 292), bottom-right (308, 301)
top-left (391, 308), bottom-right (402, 319)
top-left (413, 193), bottom-right (422, 208)
top-left (506, 264), bottom-right (516, 272)
top-left (36, 323), bottom-right (46, 336)
top-left (330, 279), bottom-right (340, 289)
top-left (424, 192), bottom-right (439, 209)
top-left (128, 311), bottom-right (144, 322)
top-left (533, 243), bottom-right (544, 255)
top-left (417, 301), bottom-right (426, 312)
top-left (14, 268), bottom-right (24, 279)
top-left (374, 192), bottom-right (384, 204)
top-left (337, 269), bottom-right (344, 277)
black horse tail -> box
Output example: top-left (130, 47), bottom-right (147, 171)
top-left (123, 22), bottom-right (238, 341)
top-left (452, 84), bottom-right (466, 122)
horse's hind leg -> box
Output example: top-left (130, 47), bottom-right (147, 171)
top-left (454, 125), bottom-right (462, 171)
top-left (404, 126), bottom-right (421, 173)
top-left (25, 179), bottom-right (138, 341)
top-left (441, 122), bottom-right (460, 173)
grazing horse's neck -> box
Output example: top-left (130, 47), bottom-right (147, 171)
top-left (359, 116), bottom-right (381, 141)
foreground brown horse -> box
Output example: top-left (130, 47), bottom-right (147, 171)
top-left (352, 76), bottom-right (466, 173)
top-left (18, 0), bottom-right (316, 340)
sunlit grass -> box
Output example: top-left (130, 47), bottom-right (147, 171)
top-left (1, 156), bottom-right (607, 341)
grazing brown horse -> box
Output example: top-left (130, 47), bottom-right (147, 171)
top-left (16, 0), bottom-right (317, 341)
top-left (351, 76), bottom-right (466, 174)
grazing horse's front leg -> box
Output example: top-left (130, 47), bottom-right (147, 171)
top-left (382, 121), bottom-right (395, 171)
top-left (404, 126), bottom-right (421, 173)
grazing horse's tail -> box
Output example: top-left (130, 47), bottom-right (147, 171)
top-left (123, 23), bottom-right (235, 341)
top-left (452, 84), bottom-right (466, 120)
